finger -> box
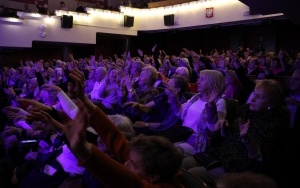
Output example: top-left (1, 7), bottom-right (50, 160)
top-left (39, 110), bottom-right (63, 131)
top-left (16, 98), bottom-right (34, 105)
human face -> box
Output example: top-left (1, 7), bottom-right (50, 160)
top-left (138, 70), bottom-right (150, 87)
top-left (124, 150), bottom-right (147, 179)
top-left (109, 69), bottom-right (117, 82)
top-left (249, 86), bottom-right (270, 112)
top-left (197, 74), bottom-right (210, 94)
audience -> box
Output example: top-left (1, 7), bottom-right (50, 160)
top-left (182, 79), bottom-right (290, 187)
top-left (0, 45), bottom-right (298, 188)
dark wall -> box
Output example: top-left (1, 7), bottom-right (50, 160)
top-left (1, 19), bottom-right (300, 68)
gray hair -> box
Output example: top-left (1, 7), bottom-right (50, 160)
top-left (108, 114), bottom-right (135, 140)
top-left (142, 65), bottom-right (158, 85)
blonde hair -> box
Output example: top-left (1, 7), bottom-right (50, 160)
top-left (199, 70), bottom-right (226, 96)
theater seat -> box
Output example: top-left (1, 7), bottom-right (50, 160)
top-left (224, 98), bottom-right (238, 124)
top-left (179, 167), bottom-right (213, 188)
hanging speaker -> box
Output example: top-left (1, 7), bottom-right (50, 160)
top-left (61, 15), bottom-right (73, 28)
top-left (124, 15), bottom-right (134, 27)
top-left (164, 14), bottom-right (174, 26)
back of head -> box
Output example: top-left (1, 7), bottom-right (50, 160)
top-left (132, 60), bottom-right (145, 72)
top-left (216, 172), bottom-right (278, 188)
top-left (108, 114), bottom-right (135, 140)
top-left (171, 75), bottom-right (188, 95)
top-left (178, 58), bottom-right (190, 67)
top-left (95, 67), bottom-right (107, 78)
top-left (142, 65), bottom-right (158, 84)
top-left (175, 67), bottom-right (190, 81)
top-left (130, 135), bottom-right (183, 181)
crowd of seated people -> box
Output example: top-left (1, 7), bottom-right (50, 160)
top-left (0, 46), bottom-right (299, 188)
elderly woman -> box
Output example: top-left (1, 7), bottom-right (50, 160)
top-left (167, 69), bottom-right (226, 154)
top-left (183, 79), bottom-right (289, 187)
top-left (119, 65), bottom-right (159, 122)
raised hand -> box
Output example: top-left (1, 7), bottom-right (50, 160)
top-left (0, 126), bottom-right (23, 138)
top-left (69, 69), bottom-right (85, 100)
top-left (16, 98), bottom-right (52, 112)
top-left (69, 69), bottom-right (97, 116)
top-left (137, 49), bottom-right (143, 57)
top-left (41, 84), bottom-right (62, 93)
top-left (124, 74), bottom-right (133, 90)
top-left (152, 44), bottom-right (157, 52)
top-left (26, 110), bottom-right (64, 132)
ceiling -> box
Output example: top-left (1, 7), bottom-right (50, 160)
top-left (239, 0), bottom-right (300, 24)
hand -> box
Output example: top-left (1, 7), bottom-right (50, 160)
top-left (41, 84), bottom-right (62, 93)
top-left (164, 81), bottom-right (178, 102)
top-left (152, 44), bottom-right (157, 52)
top-left (3, 106), bottom-right (20, 114)
top-left (26, 110), bottom-right (65, 132)
top-left (189, 50), bottom-right (198, 57)
top-left (214, 119), bottom-right (229, 136)
top-left (5, 111), bottom-right (19, 120)
top-left (238, 118), bottom-right (250, 138)
top-left (123, 101), bottom-right (140, 109)
top-left (16, 98), bottom-right (52, 112)
top-left (0, 126), bottom-right (22, 138)
top-left (3, 88), bottom-right (16, 96)
top-left (137, 49), bottom-right (143, 57)
top-left (206, 90), bottom-right (219, 103)
top-left (124, 74), bottom-right (133, 90)
top-left (69, 69), bottom-right (85, 100)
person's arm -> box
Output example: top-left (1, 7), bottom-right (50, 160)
top-left (123, 101), bottom-right (154, 113)
top-left (239, 118), bottom-right (262, 161)
top-left (97, 79), bottom-right (108, 98)
top-left (78, 144), bottom-right (148, 188)
top-left (206, 98), bottom-right (227, 132)
top-left (164, 82), bottom-right (182, 116)
top-left (42, 83), bottom-right (78, 119)
top-left (57, 91), bottom-right (78, 119)
top-left (69, 69), bottom-right (97, 118)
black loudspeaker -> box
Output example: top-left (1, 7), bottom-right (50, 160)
top-left (124, 15), bottom-right (134, 27)
top-left (164, 14), bottom-right (174, 26)
top-left (61, 15), bottom-right (73, 28)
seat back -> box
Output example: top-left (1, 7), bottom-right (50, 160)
top-left (179, 168), bottom-right (213, 188)
top-left (224, 98), bottom-right (238, 124)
